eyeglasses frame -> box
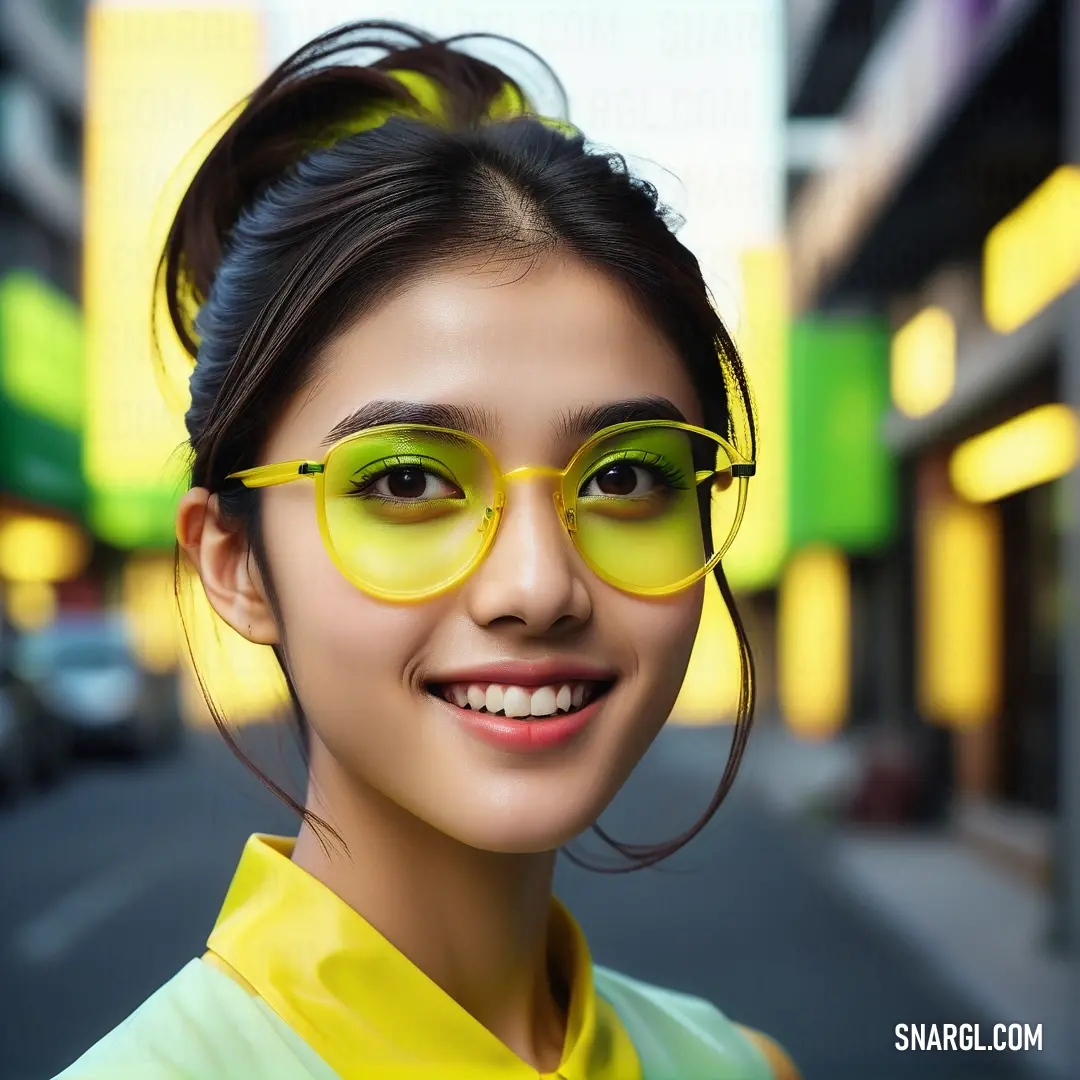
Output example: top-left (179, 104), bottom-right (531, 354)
top-left (225, 419), bottom-right (755, 602)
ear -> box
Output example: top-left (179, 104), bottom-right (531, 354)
top-left (176, 488), bottom-right (280, 645)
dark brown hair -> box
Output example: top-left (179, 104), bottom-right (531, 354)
top-left (160, 20), bottom-right (756, 871)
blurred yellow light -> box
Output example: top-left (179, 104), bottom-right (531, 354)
top-left (177, 560), bottom-right (289, 728)
top-left (669, 247), bottom-right (788, 722)
top-left (5, 581), bottom-right (57, 632)
top-left (949, 404), bottom-right (1080, 503)
top-left (122, 553), bottom-right (180, 674)
top-left (984, 166), bottom-right (1080, 334)
top-left (0, 513), bottom-right (89, 583)
top-left (122, 551), bottom-right (290, 726)
top-left (891, 306), bottom-right (955, 418)
top-left (723, 247), bottom-right (790, 591)
top-left (84, 5), bottom-right (262, 536)
top-left (670, 574), bottom-right (741, 725)
top-left (918, 498), bottom-right (1000, 727)
top-left (777, 547), bottom-right (850, 739)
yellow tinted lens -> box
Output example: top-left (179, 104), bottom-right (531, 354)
top-left (566, 425), bottom-right (737, 591)
top-left (322, 427), bottom-right (495, 599)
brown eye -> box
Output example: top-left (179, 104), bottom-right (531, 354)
top-left (368, 468), bottom-right (464, 500)
top-left (584, 463), bottom-right (655, 498)
top-left (599, 464), bottom-right (636, 495)
top-left (386, 468), bottom-right (429, 499)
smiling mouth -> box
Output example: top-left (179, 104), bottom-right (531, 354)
top-left (426, 680), bottom-right (615, 721)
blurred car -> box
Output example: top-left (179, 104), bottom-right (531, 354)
top-left (11, 614), bottom-right (184, 759)
top-left (0, 687), bottom-right (31, 801)
top-left (0, 658), bottom-right (70, 803)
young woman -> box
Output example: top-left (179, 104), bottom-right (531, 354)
top-left (55, 22), bottom-right (797, 1080)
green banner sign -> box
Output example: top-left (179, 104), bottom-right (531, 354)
top-left (90, 484), bottom-right (182, 550)
top-left (789, 318), bottom-right (896, 552)
top-left (0, 272), bottom-right (86, 516)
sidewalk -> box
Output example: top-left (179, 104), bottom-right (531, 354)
top-left (738, 722), bottom-right (1077, 1080)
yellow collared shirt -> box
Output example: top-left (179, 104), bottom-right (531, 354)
top-left (202, 834), bottom-right (642, 1080)
top-left (53, 834), bottom-right (791, 1080)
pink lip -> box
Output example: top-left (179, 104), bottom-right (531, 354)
top-left (435, 691), bottom-right (608, 752)
top-left (426, 659), bottom-right (616, 689)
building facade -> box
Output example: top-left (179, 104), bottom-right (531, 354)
top-left (783, 0), bottom-right (1079, 955)
top-left (0, 0), bottom-right (96, 633)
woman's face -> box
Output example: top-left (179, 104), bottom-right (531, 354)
top-left (249, 253), bottom-right (704, 852)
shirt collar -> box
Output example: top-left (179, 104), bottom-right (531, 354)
top-left (206, 835), bottom-right (640, 1080)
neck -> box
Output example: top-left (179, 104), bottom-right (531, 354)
top-left (292, 742), bottom-right (568, 1072)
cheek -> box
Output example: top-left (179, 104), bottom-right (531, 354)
top-left (629, 583), bottom-right (704, 686)
top-left (564, 583), bottom-right (704, 825)
top-left (257, 492), bottom-right (433, 723)
top-left (607, 581), bottom-right (704, 749)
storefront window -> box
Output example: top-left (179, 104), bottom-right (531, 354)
top-left (1000, 480), bottom-right (1060, 814)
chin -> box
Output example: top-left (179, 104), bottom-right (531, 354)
top-left (446, 802), bottom-right (603, 856)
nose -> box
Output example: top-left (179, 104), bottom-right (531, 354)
top-left (465, 483), bottom-right (592, 635)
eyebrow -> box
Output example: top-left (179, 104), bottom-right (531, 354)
top-left (552, 396), bottom-right (688, 440)
top-left (322, 401), bottom-right (501, 446)
top-left (322, 394), bottom-right (688, 447)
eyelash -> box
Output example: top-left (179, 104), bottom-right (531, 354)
top-left (347, 455), bottom-right (452, 496)
top-left (580, 451), bottom-right (689, 494)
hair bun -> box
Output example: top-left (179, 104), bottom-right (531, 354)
top-left (157, 20), bottom-right (565, 361)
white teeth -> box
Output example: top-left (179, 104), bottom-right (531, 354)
top-left (441, 680), bottom-right (607, 719)
top-left (503, 686), bottom-right (532, 718)
top-left (530, 686), bottom-right (558, 717)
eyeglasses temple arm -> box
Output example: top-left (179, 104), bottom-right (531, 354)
top-left (695, 463), bottom-right (756, 484)
top-left (225, 461), bottom-right (324, 489)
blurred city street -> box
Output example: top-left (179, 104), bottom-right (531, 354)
top-left (1, 2), bottom-right (1079, 1079)
top-left (0, 720), bottom-right (1057, 1080)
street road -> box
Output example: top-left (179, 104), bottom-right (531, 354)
top-left (0, 721), bottom-right (1025, 1080)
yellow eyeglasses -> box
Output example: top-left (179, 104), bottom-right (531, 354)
top-left (227, 420), bottom-right (754, 603)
